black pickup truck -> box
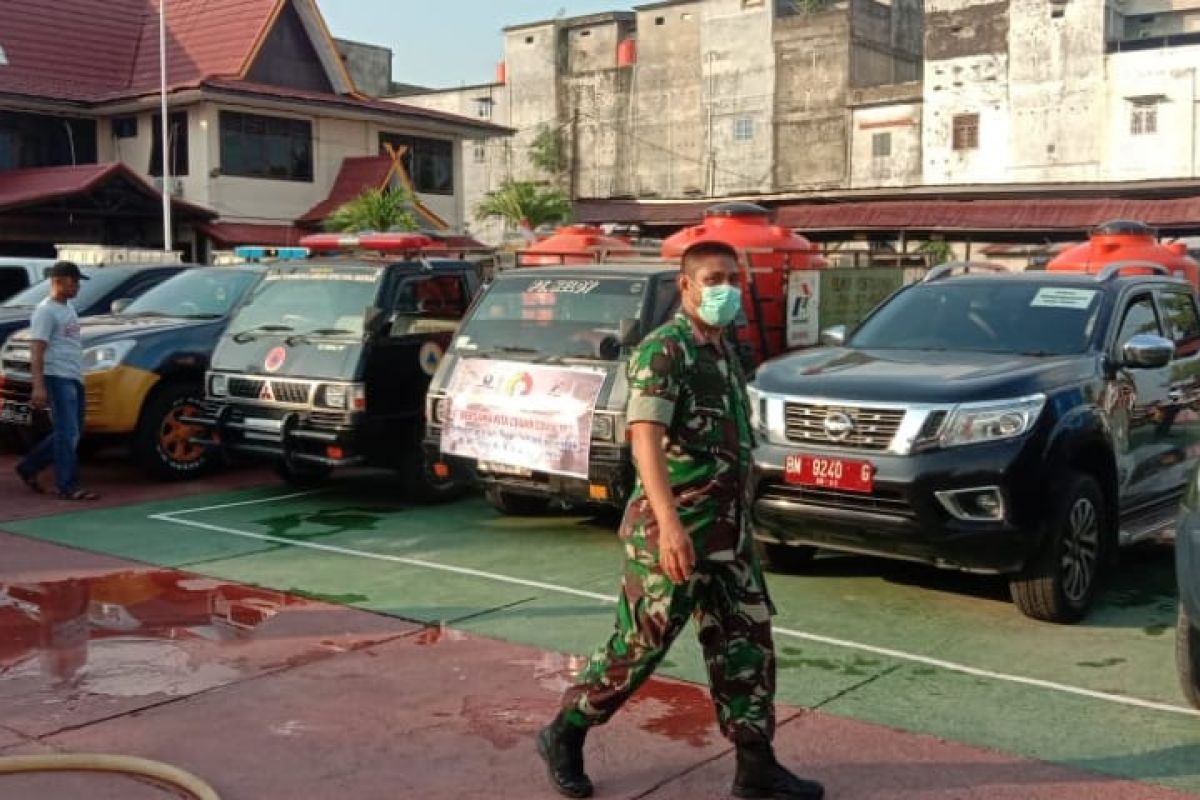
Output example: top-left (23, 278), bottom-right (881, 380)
top-left (748, 262), bottom-right (1200, 623)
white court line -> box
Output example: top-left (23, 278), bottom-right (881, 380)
top-left (161, 490), bottom-right (324, 517)
top-left (151, 508), bottom-right (1200, 719)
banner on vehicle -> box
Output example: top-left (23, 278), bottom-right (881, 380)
top-left (441, 359), bottom-right (607, 479)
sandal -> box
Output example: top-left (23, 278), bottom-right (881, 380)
top-left (15, 466), bottom-right (44, 494)
top-left (58, 489), bottom-right (100, 502)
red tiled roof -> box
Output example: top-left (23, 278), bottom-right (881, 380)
top-left (127, 0), bottom-right (280, 94)
top-left (198, 221), bottom-right (305, 247)
top-left (297, 156), bottom-right (396, 224)
top-left (0, 163), bottom-right (215, 218)
top-left (774, 198), bottom-right (1200, 233)
top-left (0, 0), bottom-right (146, 101)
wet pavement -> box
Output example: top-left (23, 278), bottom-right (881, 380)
top-left (1, 454), bottom-right (1198, 798)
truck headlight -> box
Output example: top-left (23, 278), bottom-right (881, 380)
top-left (746, 384), bottom-right (767, 435)
top-left (591, 413), bottom-right (615, 442)
top-left (939, 395), bottom-right (1045, 449)
top-left (209, 373), bottom-right (229, 398)
top-left (429, 396), bottom-right (448, 424)
top-left (318, 383), bottom-right (366, 411)
top-left (82, 339), bottom-right (136, 373)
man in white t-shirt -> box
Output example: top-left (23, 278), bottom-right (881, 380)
top-left (14, 261), bottom-right (99, 501)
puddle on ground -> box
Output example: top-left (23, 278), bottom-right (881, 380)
top-left (628, 679), bottom-right (718, 747)
top-left (0, 568), bottom-right (326, 697)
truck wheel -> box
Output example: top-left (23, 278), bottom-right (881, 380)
top-left (484, 487), bottom-right (549, 516)
top-left (274, 458), bottom-right (332, 487)
top-left (134, 383), bottom-right (211, 481)
top-left (763, 542), bottom-right (817, 572)
top-left (400, 444), bottom-right (464, 504)
top-left (1009, 472), bottom-right (1108, 623)
top-left (1178, 604), bottom-right (1200, 709)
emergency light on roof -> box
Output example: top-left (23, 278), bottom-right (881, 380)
top-left (299, 232), bottom-right (438, 253)
top-left (233, 246), bottom-right (310, 262)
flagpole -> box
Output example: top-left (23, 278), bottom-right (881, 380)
top-left (159, 0), bottom-right (173, 251)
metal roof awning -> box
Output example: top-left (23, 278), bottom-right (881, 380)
top-left (198, 222), bottom-right (307, 247)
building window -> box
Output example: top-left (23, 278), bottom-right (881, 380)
top-left (655, 16), bottom-right (665, 25)
top-left (379, 132), bottom-right (454, 195)
top-left (473, 141), bottom-right (487, 164)
top-left (1131, 101), bottom-right (1158, 135)
top-left (734, 117), bottom-right (755, 142)
top-left (952, 113), bottom-right (979, 151)
top-left (150, 111), bottom-right (189, 177)
top-left (475, 98), bottom-right (493, 119)
top-left (871, 131), bottom-right (891, 158)
top-left (219, 111), bottom-right (312, 181)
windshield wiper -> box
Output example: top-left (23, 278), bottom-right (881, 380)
top-left (286, 327), bottom-right (356, 345)
top-left (177, 313), bottom-right (223, 320)
top-left (232, 324), bottom-right (293, 343)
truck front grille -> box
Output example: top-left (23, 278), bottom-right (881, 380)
top-left (783, 402), bottom-right (904, 451)
top-left (227, 377), bottom-right (312, 405)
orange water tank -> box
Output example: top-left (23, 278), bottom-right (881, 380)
top-left (1047, 220), bottom-right (1199, 290)
top-left (495, 61), bottom-right (507, 85)
top-left (518, 224), bottom-right (635, 266)
top-left (662, 202), bottom-right (827, 364)
top-left (617, 37), bottom-right (638, 68)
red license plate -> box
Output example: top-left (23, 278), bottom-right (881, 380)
top-left (784, 454), bottom-right (874, 493)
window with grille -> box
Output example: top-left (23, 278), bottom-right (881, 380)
top-left (219, 111), bottom-right (311, 181)
top-left (734, 117), bottom-right (754, 142)
top-left (872, 132), bottom-right (891, 158)
top-left (952, 113), bottom-right (979, 151)
top-left (1131, 102), bottom-right (1158, 135)
top-left (473, 142), bottom-right (487, 163)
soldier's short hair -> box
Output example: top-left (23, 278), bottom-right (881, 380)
top-left (681, 241), bottom-right (738, 276)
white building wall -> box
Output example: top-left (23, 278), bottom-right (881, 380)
top-left (850, 102), bottom-right (922, 187)
top-left (923, 53), bottom-right (1010, 184)
top-left (1105, 46), bottom-right (1200, 181)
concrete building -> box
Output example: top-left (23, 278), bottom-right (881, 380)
top-left (923, 0), bottom-right (1200, 185)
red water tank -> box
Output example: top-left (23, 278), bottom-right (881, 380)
top-left (518, 224), bottom-right (635, 266)
top-left (1047, 220), bottom-right (1199, 290)
top-left (617, 37), bottom-right (638, 68)
top-left (662, 202), bottom-right (826, 364)
top-left (495, 61), bottom-right (507, 85)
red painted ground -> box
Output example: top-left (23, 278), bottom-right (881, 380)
top-left (0, 460), bottom-right (1195, 799)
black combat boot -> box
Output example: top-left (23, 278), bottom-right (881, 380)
top-left (536, 714), bottom-right (594, 798)
top-left (732, 741), bottom-right (825, 800)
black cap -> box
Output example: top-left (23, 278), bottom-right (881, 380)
top-left (48, 261), bottom-right (88, 280)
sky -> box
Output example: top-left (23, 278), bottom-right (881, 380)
top-left (318, 1), bottom-right (635, 89)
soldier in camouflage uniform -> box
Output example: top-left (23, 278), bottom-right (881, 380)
top-left (537, 242), bottom-right (825, 800)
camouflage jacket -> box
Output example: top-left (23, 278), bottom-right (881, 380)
top-left (624, 312), bottom-right (755, 561)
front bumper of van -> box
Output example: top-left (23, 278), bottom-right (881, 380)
top-left (189, 400), bottom-right (367, 468)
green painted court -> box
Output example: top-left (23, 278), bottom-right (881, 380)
top-left (5, 473), bottom-right (1198, 795)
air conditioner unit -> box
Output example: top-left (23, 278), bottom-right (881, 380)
top-left (152, 177), bottom-right (185, 197)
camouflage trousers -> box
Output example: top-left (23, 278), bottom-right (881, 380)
top-left (560, 525), bottom-right (777, 745)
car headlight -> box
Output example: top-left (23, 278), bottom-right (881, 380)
top-left (82, 339), bottom-right (137, 373)
top-left (209, 373), bottom-right (229, 398)
top-left (591, 413), bottom-right (615, 442)
top-left (939, 394), bottom-right (1046, 449)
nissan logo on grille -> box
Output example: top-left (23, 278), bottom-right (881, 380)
top-left (823, 411), bottom-right (855, 441)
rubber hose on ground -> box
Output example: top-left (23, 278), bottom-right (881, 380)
top-left (0, 754), bottom-right (220, 800)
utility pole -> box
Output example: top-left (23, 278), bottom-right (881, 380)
top-left (569, 97), bottom-right (580, 201)
top-left (159, 0), bottom-right (172, 252)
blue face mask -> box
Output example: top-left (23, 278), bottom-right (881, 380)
top-left (697, 284), bottom-right (742, 327)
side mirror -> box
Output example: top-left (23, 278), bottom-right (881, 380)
top-left (820, 325), bottom-right (847, 347)
top-left (1122, 334), bottom-right (1174, 369)
top-left (363, 306), bottom-right (386, 336)
top-left (110, 297), bottom-right (132, 314)
top-left (618, 318), bottom-right (642, 346)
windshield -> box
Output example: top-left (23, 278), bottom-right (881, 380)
top-left (123, 269), bottom-right (261, 318)
top-left (850, 282), bottom-right (1104, 355)
top-left (2, 267), bottom-right (117, 309)
top-left (228, 268), bottom-right (381, 337)
top-left (458, 275), bottom-right (649, 360)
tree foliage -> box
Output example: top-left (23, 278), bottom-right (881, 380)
top-left (529, 124), bottom-right (568, 179)
top-left (475, 180), bottom-right (571, 229)
top-left (324, 187), bottom-right (419, 233)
